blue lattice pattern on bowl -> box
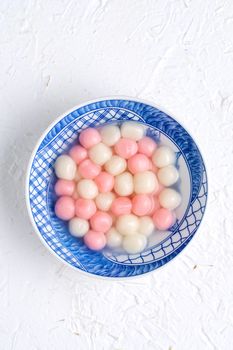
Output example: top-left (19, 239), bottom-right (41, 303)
top-left (26, 98), bottom-right (208, 278)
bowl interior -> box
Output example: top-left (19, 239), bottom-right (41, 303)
top-left (27, 98), bottom-right (207, 278)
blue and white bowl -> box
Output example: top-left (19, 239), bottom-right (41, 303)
top-left (26, 97), bottom-right (208, 278)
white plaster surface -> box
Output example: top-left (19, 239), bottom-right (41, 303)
top-left (0, 1), bottom-right (233, 349)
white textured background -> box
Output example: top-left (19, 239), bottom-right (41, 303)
top-left (0, 1), bottom-right (233, 349)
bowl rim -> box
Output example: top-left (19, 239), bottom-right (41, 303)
top-left (25, 95), bottom-right (208, 280)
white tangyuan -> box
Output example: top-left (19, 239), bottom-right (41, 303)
top-left (123, 234), bottom-right (147, 254)
top-left (152, 146), bottom-right (175, 168)
top-left (134, 171), bottom-right (158, 194)
top-left (77, 179), bottom-right (98, 199)
top-left (114, 172), bottom-right (134, 196)
top-left (159, 188), bottom-right (181, 210)
top-left (100, 125), bottom-right (121, 146)
top-left (157, 165), bottom-right (179, 186)
top-left (69, 217), bottom-right (89, 237)
top-left (139, 216), bottom-right (154, 237)
top-left (106, 228), bottom-right (122, 248)
top-left (104, 155), bottom-right (127, 176)
top-left (95, 192), bottom-right (115, 211)
top-left (121, 121), bottom-right (145, 141)
top-left (54, 155), bottom-right (76, 180)
top-left (89, 142), bottom-right (112, 165)
top-left (116, 214), bottom-right (139, 235)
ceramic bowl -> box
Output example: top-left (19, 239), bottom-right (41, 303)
top-left (26, 97), bottom-right (208, 278)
